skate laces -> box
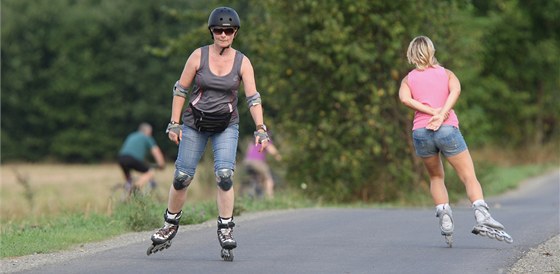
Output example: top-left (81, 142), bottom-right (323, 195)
top-left (155, 222), bottom-right (177, 238)
top-left (474, 209), bottom-right (487, 223)
top-left (219, 228), bottom-right (234, 241)
top-left (473, 204), bottom-right (492, 222)
top-left (473, 204), bottom-right (504, 229)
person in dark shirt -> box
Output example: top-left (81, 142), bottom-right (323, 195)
top-left (118, 123), bottom-right (165, 193)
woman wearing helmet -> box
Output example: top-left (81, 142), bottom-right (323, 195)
top-left (148, 7), bottom-right (269, 261)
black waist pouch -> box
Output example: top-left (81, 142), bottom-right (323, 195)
top-left (190, 103), bottom-right (232, 132)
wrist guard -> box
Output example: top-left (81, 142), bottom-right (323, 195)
top-left (166, 122), bottom-right (181, 135)
top-left (254, 130), bottom-right (270, 144)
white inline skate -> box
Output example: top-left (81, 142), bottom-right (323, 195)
top-left (436, 205), bottom-right (454, 247)
top-left (217, 217), bottom-right (237, 261)
top-left (147, 210), bottom-right (182, 255)
top-left (471, 203), bottom-right (513, 244)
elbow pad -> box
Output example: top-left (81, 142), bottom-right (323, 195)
top-left (173, 81), bottom-right (188, 98)
top-left (246, 92), bottom-right (261, 108)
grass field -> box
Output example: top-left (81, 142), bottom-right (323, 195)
top-left (0, 162), bottom-right (220, 223)
top-left (0, 142), bottom-right (560, 223)
top-left (0, 144), bottom-right (557, 258)
top-left (1, 143), bottom-right (557, 223)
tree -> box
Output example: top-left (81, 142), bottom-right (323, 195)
top-left (1, 0), bottom-right (184, 161)
top-left (474, 0), bottom-right (560, 146)
top-left (244, 0), bottom-right (475, 201)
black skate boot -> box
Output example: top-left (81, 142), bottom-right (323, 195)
top-left (217, 217), bottom-right (237, 261)
top-left (471, 203), bottom-right (513, 244)
top-left (147, 209), bottom-right (182, 255)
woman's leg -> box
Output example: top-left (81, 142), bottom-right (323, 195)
top-left (445, 150), bottom-right (484, 203)
top-left (421, 154), bottom-right (449, 205)
top-left (168, 126), bottom-right (209, 213)
top-left (433, 126), bottom-right (483, 203)
top-left (413, 128), bottom-right (453, 245)
top-left (243, 159), bottom-right (273, 198)
top-left (446, 150), bottom-right (512, 243)
top-left (211, 124), bottom-right (239, 218)
top-left (149, 126), bottom-right (209, 250)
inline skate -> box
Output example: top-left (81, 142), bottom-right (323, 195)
top-left (147, 209), bottom-right (182, 255)
top-left (436, 205), bottom-right (454, 247)
top-left (471, 203), bottom-right (513, 244)
top-left (217, 217), bottom-right (237, 261)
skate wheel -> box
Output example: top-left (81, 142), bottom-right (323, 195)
top-left (505, 237), bottom-right (513, 244)
top-left (147, 245), bottom-right (154, 256)
top-left (146, 241), bottom-right (172, 256)
top-left (159, 241), bottom-right (172, 252)
top-left (221, 249), bottom-right (234, 261)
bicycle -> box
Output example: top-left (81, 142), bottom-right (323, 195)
top-left (239, 165), bottom-right (266, 199)
top-left (111, 177), bottom-right (159, 202)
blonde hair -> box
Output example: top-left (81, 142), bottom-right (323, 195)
top-left (407, 36), bottom-right (439, 70)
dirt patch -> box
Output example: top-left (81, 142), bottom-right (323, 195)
top-left (509, 234), bottom-right (560, 274)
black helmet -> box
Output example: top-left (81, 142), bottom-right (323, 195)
top-left (208, 7), bottom-right (240, 29)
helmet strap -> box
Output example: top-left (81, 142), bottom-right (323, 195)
top-left (211, 43), bottom-right (231, 56)
top-left (220, 46), bottom-right (228, 55)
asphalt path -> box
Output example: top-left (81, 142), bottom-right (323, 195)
top-left (12, 171), bottom-right (559, 274)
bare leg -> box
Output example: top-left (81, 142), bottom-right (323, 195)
top-left (167, 186), bottom-right (188, 214)
top-left (264, 177), bottom-right (274, 199)
top-left (421, 154), bottom-right (448, 205)
top-left (445, 150), bottom-right (484, 203)
top-left (217, 188), bottom-right (234, 218)
top-left (148, 182), bottom-right (187, 254)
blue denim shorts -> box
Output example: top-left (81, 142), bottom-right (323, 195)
top-left (412, 125), bottom-right (468, 158)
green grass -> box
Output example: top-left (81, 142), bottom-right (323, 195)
top-left (0, 214), bottom-right (126, 258)
top-left (479, 164), bottom-right (555, 196)
top-left (0, 190), bottom-right (317, 258)
top-left (0, 164), bottom-right (554, 258)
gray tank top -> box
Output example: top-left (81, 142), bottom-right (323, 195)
top-left (183, 45), bottom-right (244, 129)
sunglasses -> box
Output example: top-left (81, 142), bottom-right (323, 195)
top-left (211, 28), bottom-right (236, 36)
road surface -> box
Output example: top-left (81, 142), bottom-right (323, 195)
top-left (5, 171), bottom-right (559, 274)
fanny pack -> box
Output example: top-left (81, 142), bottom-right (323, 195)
top-left (190, 103), bottom-right (232, 133)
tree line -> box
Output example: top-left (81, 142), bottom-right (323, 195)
top-left (2, 0), bottom-right (558, 201)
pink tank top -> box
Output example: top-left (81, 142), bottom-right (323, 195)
top-left (245, 143), bottom-right (267, 162)
top-left (407, 66), bottom-right (459, 130)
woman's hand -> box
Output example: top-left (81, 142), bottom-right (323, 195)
top-left (254, 130), bottom-right (270, 152)
top-left (168, 131), bottom-right (182, 145)
top-left (427, 114), bottom-right (445, 131)
top-left (166, 123), bottom-right (182, 145)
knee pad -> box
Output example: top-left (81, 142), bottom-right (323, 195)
top-left (216, 169), bottom-right (234, 191)
top-left (173, 170), bottom-right (193, 190)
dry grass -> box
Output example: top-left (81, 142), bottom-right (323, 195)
top-left (470, 142), bottom-right (559, 166)
top-left (0, 163), bottom-right (219, 222)
top-left (2, 143), bottom-right (557, 222)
